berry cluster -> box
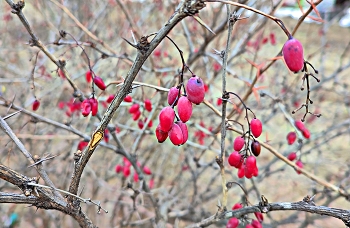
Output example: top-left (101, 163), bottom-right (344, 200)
top-left (115, 158), bottom-right (153, 186)
top-left (156, 75), bottom-right (205, 146)
top-left (81, 97), bottom-right (98, 117)
top-left (127, 96), bottom-right (153, 128)
top-left (226, 203), bottom-right (263, 228)
top-left (284, 120), bottom-right (310, 174)
top-left (228, 117), bottom-right (263, 179)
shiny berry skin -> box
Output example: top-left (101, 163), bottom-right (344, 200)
top-left (138, 120), bottom-right (144, 129)
top-left (132, 110), bottom-right (141, 121)
top-left (93, 76), bottom-right (106, 90)
top-left (237, 164), bottom-right (245, 178)
top-left (295, 120), bottom-right (305, 131)
top-left (123, 166), bottom-right (130, 177)
top-left (245, 156), bottom-right (257, 178)
top-left (226, 217), bottom-right (239, 228)
top-left (250, 118), bottom-right (262, 138)
top-left (287, 152), bottom-right (297, 161)
top-left (115, 164), bottom-right (123, 173)
top-left (81, 99), bottom-right (92, 117)
top-left (158, 106), bottom-right (175, 132)
top-left (129, 104), bottom-right (140, 114)
top-left (286, 131), bottom-right (297, 145)
top-left (302, 128), bottom-right (311, 139)
top-left (177, 96), bottom-right (192, 123)
top-left (86, 71), bottom-right (92, 83)
top-left (123, 157), bottom-right (131, 167)
top-left (32, 99), bottom-right (40, 111)
top-left (282, 37), bottom-right (304, 73)
top-left (295, 160), bottom-right (303, 174)
top-left (246, 225), bottom-right (254, 228)
top-left (143, 166), bottom-right (152, 175)
top-left (228, 151), bottom-right (243, 168)
top-left (177, 121), bottom-right (188, 144)
top-left (233, 136), bottom-right (245, 151)
top-left (124, 95), bottom-right (132, 102)
top-left (89, 98), bottom-right (98, 116)
top-left (106, 95), bottom-right (114, 103)
top-left (251, 220), bottom-right (262, 228)
top-left (254, 212), bottom-right (264, 222)
top-left (168, 87), bottom-right (179, 106)
top-left (169, 123), bottom-right (183, 146)
top-left (232, 203), bottom-right (243, 210)
top-left (155, 125), bottom-right (168, 143)
top-left (186, 75), bottom-right (205, 104)
top-left (251, 140), bottom-right (261, 157)
top-left (144, 99), bottom-right (152, 112)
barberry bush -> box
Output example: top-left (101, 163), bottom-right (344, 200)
top-left (1, 0), bottom-right (350, 227)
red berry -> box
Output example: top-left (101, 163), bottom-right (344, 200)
top-left (58, 101), bottom-right (65, 110)
top-left (217, 98), bottom-right (222, 106)
top-left (86, 71), bottom-right (92, 83)
top-left (168, 87), bottom-right (179, 106)
top-left (246, 225), bottom-right (254, 228)
top-left (81, 99), bottom-right (92, 117)
top-left (251, 118), bottom-right (262, 138)
top-left (287, 152), bottom-right (297, 161)
top-left (129, 104), bottom-right (140, 114)
top-left (226, 217), bottom-right (239, 228)
top-left (58, 69), bottom-right (65, 79)
top-left (251, 140), bottom-right (261, 157)
top-left (124, 95), bottom-right (132, 102)
top-left (228, 151), bottom-right (243, 168)
top-left (123, 166), bottom-right (130, 177)
top-left (270, 32), bottom-right (276, 45)
top-left (169, 123), bottom-right (183, 146)
top-left (232, 203), bottom-right (243, 210)
top-left (144, 99), bottom-right (152, 112)
top-left (77, 141), bottom-right (88, 151)
top-left (147, 119), bottom-right (153, 128)
top-left (32, 99), bottom-right (40, 111)
top-left (138, 120), bottom-right (144, 129)
top-left (251, 220), bottom-right (262, 228)
top-left (295, 120), bottom-right (305, 131)
top-left (158, 106), bottom-right (175, 132)
top-left (233, 136), bottom-right (245, 151)
top-left (245, 156), bottom-right (257, 178)
top-left (143, 166), bottom-right (152, 175)
top-left (302, 128), bottom-right (311, 139)
top-left (153, 49), bottom-right (161, 57)
top-left (132, 110), bottom-right (141, 121)
top-left (237, 164), bottom-right (245, 178)
top-left (156, 125), bottom-right (168, 143)
top-left (282, 37), bottom-right (304, 73)
top-left (296, 160), bottom-right (303, 174)
top-left (177, 121), bottom-right (188, 144)
top-left (89, 98), bottom-right (98, 116)
top-left (186, 75), bottom-right (205, 104)
top-left (262, 37), bottom-right (268, 44)
top-left (133, 172), bottom-right (139, 182)
top-left (115, 164), bottom-right (123, 173)
top-left (254, 212), bottom-right (264, 222)
top-left (123, 157), bottom-right (131, 167)
top-left (177, 96), bottom-right (193, 123)
top-left (149, 178), bottom-right (154, 189)
top-left (286, 131), bottom-right (297, 145)
top-left (106, 94), bottom-right (115, 103)
top-left (93, 76), bottom-right (106, 90)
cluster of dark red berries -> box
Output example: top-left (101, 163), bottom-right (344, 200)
top-left (115, 158), bottom-right (154, 188)
top-left (285, 120), bottom-right (310, 174)
top-left (156, 75), bottom-right (205, 146)
top-left (226, 203), bottom-right (263, 228)
top-left (126, 95), bottom-right (153, 129)
top-left (228, 118), bottom-right (263, 179)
